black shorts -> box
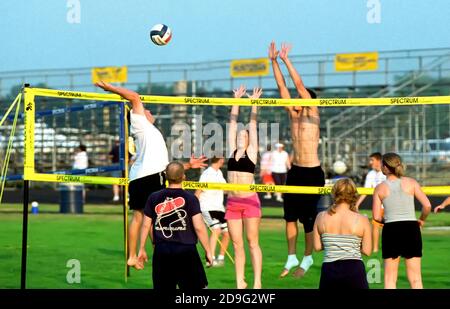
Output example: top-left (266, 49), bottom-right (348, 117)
top-left (152, 242), bottom-right (208, 290)
top-left (202, 210), bottom-right (228, 231)
top-left (283, 165), bottom-right (325, 233)
top-left (382, 221), bottom-right (422, 259)
top-left (272, 172), bottom-right (287, 185)
top-left (129, 172), bottom-right (166, 210)
top-left (320, 259), bottom-right (369, 289)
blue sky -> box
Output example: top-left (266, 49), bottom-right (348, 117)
top-left (0, 0), bottom-right (449, 72)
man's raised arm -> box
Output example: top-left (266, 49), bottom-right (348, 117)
top-left (95, 81), bottom-right (145, 115)
top-left (269, 41), bottom-right (293, 113)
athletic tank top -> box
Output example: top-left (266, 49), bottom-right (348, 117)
top-left (227, 150), bottom-right (255, 174)
top-left (382, 178), bottom-right (416, 223)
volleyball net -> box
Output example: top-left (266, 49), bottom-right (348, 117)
top-left (1, 93), bottom-right (126, 179)
top-left (4, 85), bottom-right (448, 195)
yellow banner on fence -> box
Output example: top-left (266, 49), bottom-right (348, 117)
top-left (335, 52), bottom-right (379, 72)
top-left (91, 66), bottom-right (128, 83)
top-left (230, 58), bottom-right (270, 78)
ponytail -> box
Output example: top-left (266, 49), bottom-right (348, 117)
top-left (382, 153), bottom-right (405, 177)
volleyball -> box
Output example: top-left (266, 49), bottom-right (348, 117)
top-left (333, 160), bottom-right (347, 175)
top-left (150, 24), bottom-right (172, 46)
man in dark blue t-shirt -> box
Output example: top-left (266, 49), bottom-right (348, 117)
top-left (138, 161), bottom-right (213, 290)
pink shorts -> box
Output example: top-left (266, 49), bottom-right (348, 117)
top-left (225, 194), bottom-right (261, 220)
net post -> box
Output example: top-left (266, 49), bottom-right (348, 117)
top-left (21, 84), bottom-right (30, 290)
top-left (121, 104), bottom-right (130, 279)
top-left (20, 180), bottom-right (30, 289)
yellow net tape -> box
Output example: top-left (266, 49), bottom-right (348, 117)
top-left (23, 89), bottom-right (35, 178)
top-left (27, 173), bottom-right (128, 185)
top-left (182, 181), bottom-right (450, 196)
top-left (22, 175), bottom-right (450, 195)
top-left (28, 87), bottom-right (450, 107)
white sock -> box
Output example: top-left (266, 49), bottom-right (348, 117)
top-left (284, 254), bottom-right (299, 270)
top-left (300, 255), bottom-right (314, 273)
top-left (217, 255), bottom-right (224, 261)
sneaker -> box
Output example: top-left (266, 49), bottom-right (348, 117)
top-left (263, 194), bottom-right (272, 200)
top-left (276, 196), bottom-right (284, 202)
top-left (113, 196), bottom-right (120, 202)
top-left (213, 259), bottom-right (225, 267)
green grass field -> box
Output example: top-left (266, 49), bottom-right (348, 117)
top-left (1, 204), bottom-right (449, 289)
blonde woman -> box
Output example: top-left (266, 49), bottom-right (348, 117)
top-left (373, 153), bottom-right (432, 289)
top-left (226, 85), bottom-right (262, 289)
top-left (313, 178), bottom-right (372, 289)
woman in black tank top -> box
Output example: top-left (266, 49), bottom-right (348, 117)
top-left (226, 85), bottom-right (263, 289)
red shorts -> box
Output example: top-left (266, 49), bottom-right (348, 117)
top-left (262, 173), bottom-right (274, 184)
top-left (225, 194), bottom-right (261, 220)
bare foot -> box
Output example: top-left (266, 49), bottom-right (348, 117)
top-left (127, 256), bottom-right (142, 269)
top-left (253, 283), bottom-right (262, 289)
top-left (292, 267), bottom-right (306, 278)
top-left (280, 268), bottom-right (290, 278)
top-left (237, 280), bottom-right (248, 289)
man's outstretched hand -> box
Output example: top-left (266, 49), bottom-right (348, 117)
top-left (205, 251), bottom-right (214, 268)
top-left (268, 41), bottom-right (279, 61)
top-left (95, 81), bottom-right (116, 92)
top-left (279, 42), bottom-right (292, 61)
top-left (137, 249), bottom-right (149, 269)
top-left (189, 155), bottom-right (208, 169)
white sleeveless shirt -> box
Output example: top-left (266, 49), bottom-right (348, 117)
top-left (129, 111), bottom-right (169, 181)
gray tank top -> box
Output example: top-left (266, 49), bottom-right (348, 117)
top-left (382, 178), bottom-right (416, 223)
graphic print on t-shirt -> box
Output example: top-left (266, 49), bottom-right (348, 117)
top-left (155, 196), bottom-right (188, 239)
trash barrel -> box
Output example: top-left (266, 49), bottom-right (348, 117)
top-left (59, 184), bottom-right (84, 214)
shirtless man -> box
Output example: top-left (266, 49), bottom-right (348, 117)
top-left (269, 42), bottom-right (325, 278)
